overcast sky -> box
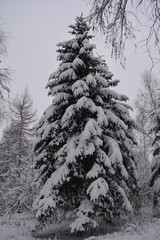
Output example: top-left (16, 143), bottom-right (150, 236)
top-left (0, 0), bottom-right (159, 119)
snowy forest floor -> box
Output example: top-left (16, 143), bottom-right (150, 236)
top-left (0, 212), bottom-right (160, 240)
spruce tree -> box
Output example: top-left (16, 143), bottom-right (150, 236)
top-left (33, 16), bottom-right (138, 233)
top-left (149, 95), bottom-right (160, 208)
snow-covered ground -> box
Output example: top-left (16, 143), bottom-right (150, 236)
top-left (0, 213), bottom-right (160, 240)
top-left (86, 218), bottom-right (160, 240)
top-left (0, 213), bottom-right (35, 240)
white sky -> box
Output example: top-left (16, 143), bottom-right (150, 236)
top-left (0, 0), bottom-right (159, 119)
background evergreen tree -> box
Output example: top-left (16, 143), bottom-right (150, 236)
top-left (33, 16), bottom-right (138, 233)
top-left (0, 89), bottom-right (37, 214)
top-left (149, 94), bottom-right (160, 211)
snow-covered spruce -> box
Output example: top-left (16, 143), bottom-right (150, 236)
top-left (33, 16), bottom-right (138, 233)
top-left (149, 95), bottom-right (160, 206)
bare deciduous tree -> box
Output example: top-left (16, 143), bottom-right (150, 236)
top-left (86, 0), bottom-right (160, 68)
top-left (134, 71), bottom-right (160, 206)
top-left (0, 25), bottom-right (10, 122)
top-left (135, 70), bottom-right (159, 139)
